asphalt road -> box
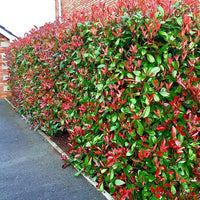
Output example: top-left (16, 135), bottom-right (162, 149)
top-left (0, 99), bottom-right (106, 200)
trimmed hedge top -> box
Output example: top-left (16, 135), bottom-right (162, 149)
top-left (6, 0), bottom-right (200, 199)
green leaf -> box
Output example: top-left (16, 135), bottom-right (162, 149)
top-left (130, 98), bottom-right (136, 104)
top-left (143, 106), bottom-right (150, 118)
top-left (149, 67), bottom-right (160, 76)
top-left (131, 142), bottom-right (136, 151)
top-left (156, 55), bottom-right (162, 65)
top-left (127, 73), bottom-right (134, 79)
top-left (115, 179), bottom-right (125, 186)
top-left (110, 126), bottom-right (117, 131)
top-left (101, 169), bottom-right (107, 174)
top-left (99, 183), bottom-right (104, 192)
top-left (83, 53), bottom-right (89, 58)
top-left (137, 121), bottom-right (144, 136)
top-left (126, 151), bottom-right (134, 156)
top-left (98, 64), bottom-right (106, 68)
top-left (147, 54), bottom-right (155, 63)
top-left (112, 113), bottom-right (118, 123)
top-left (153, 93), bottom-right (160, 102)
top-left (160, 91), bottom-right (170, 97)
top-left (157, 5), bottom-right (165, 17)
top-left (142, 49), bottom-right (147, 56)
top-left (96, 84), bottom-right (103, 91)
top-left (171, 184), bottom-right (176, 195)
top-left (172, 70), bottom-right (177, 78)
top-left (110, 169), bottom-right (114, 180)
top-left (74, 169), bottom-right (83, 177)
top-left (159, 31), bottom-right (168, 38)
top-left (176, 17), bottom-right (182, 26)
top-left (75, 58), bottom-right (81, 65)
top-left (133, 71), bottom-right (141, 76)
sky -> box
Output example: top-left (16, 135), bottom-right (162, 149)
top-left (0, 0), bottom-right (55, 38)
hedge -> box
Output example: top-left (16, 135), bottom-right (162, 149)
top-left (6, 0), bottom-right (200, 199)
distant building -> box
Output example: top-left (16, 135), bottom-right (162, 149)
top-left (0, 25), bottom-right (17, 99)
top-left (55, 0), bottom-right (116, 20)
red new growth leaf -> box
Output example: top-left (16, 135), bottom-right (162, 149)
top-left (144, 149), bottom-right (151, 158)
top-left (155, 168), bottom-right (160, 177)
top-left (62, 103), bottom-right (70, 110)
top-left (160, 138), bottom-right (168, 152)
top-left (167, 171), bottom-right (174, 174)
top-left (100, 66), bottom-right (107, 75)
top-left (107, 160), bottom-right (115, 167)
top-left (172, 126), bottom-right (176, 138)
top-left (155, 193), bottom-right (161, 198)
top-left (156, 126), bottom-right (167, 131)
top-left (154, 158), bottom-right (160, 167)
top-left (62, 161), bottom-right (69, 169)
top-left (95, 151), bottom-right (102, 155)
top-left (179, 179), bottom-right (187, 183)
top-left (174, 139), bottom-right (181, 147)
top-left (165, 184), bottom-right (171, 187)
top-left (150, 186), bottom-right (155, 193)
top-left (153, 79), bottom-right (159, 87)
top-left (138, 149), bottom-right (144, 159)
top-left (61, 155), bottom-right (69, 169)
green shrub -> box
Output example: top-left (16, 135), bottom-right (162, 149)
top-left (6, 0), bottom-right (200, 199)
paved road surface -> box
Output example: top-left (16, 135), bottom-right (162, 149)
top-left (0, 99), bottom-right (106, 200)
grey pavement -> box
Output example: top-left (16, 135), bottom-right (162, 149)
top-left (0, 99), bottom-right (106, 200)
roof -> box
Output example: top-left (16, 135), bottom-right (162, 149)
top-left (0, 25), bottom-right (18, 41)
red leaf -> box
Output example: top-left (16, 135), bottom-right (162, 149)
top-left (160, 138), bottom-right (168, 152)
top-left (68, 149), bottom-right (77, 154)
top-left (177, 76), bottom-right (187, 89)
top-left (61, 155), bottom-right (68, 161)
top-left (100, 66), bottom-right (107, 75)
top-left (150, 186), bottom-right (155, 193)
top-left (156, 126), bottom-right (167, 131)
top-left (176, 173), bottom-right (179, 181)
top-left (155, 168), bottom-right (160, 177)
top-left (155, 193), bottom-right (161, 198)
top-left (157, 151), bottom-right (163, 157)
top-left (112, 31), bottom-right (118, 37)
top-left (154, 158), bottom-right (160, 167)
top-left (74, 154), bottom-right (81, 158)
top-left (180, 179), bottom-right (187, 183)
top-left (153, 79), bottom-right (159, 87)
top-left (165, 184), bottom-right (171, 187)
top-left (62, 103), bottom-right (70, 110)
top-left (107, 160), bottom-right (115, 167)
top-left (180, 132), bottom-right (186, 136)
top-left (167, 171), bottom-right (174, 174)
top-left (131, 114), bottom-right (140, 120)
top-left (174, 139), bottom-right (181, 147)
top-left (62, 161), bottom-right (69, 169)
top-left (172, 126), bottom-right (176, 138)
top-left (144, 149), bottom-right (151, 158)
top-left (94, 151), bottom-right (101, 155)
top-left (138, 149), bottom-right (144, 159)
top-left (153, 109), bottom-right (160, 116)
top-left (104, 135), bottom-right (109, 143)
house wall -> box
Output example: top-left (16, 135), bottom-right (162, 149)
top-left (55, 0), bottom-right (117, 20)
top-left (0, 34), bottom-right (10, 99)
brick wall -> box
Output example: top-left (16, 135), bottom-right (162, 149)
top-left (55, 0), bottom-right (60, 21)
top-left (55, 0), bottom-right (117, 20)
top-left (0, 33), bottom-right (10, 99)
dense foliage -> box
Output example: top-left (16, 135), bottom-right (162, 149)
top-left (6, 0), bottom-right (200, 199)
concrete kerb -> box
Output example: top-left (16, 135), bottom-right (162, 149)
top-left (4, 97), bottom-right (114, 200)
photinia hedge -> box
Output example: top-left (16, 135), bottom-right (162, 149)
top-left (6, 0), bottom-right (200, 199)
